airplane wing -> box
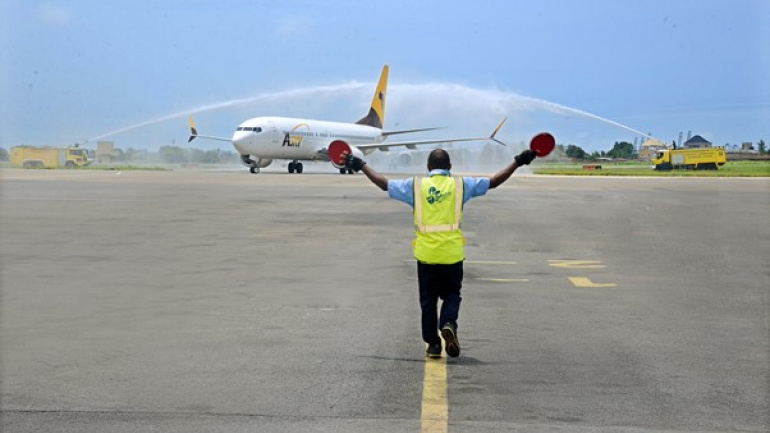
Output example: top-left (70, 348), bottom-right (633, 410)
top-left (357, 117), bottom-right (508, 151)
top-left (381, 127), bottom-right (444, 137)
top-left (187, 116), bottom-right (232, 143)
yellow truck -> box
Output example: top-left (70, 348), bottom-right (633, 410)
top-left (652, 147), bottom-right (726, 171)
top-left (10, 146), bottom-right (90, 169)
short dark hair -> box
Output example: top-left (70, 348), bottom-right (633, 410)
top-left (427, 149), bottom-right (451, 170)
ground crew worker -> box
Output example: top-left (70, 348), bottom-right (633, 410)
top-left (342, 147), bottom-right (537, 358)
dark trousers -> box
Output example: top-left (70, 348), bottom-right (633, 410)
top-left (417, 261), bottom-right (463, 345)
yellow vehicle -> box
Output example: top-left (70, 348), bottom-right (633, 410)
top-left (10, 146), bottom-right (90, 169)
top-left (652, 147), bottom-right (726, 171)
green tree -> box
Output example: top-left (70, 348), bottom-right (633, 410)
top-left (758, 139), bottom-right (766, 154)
top-left (122, 147), bottom-right (144, 162)
top-left (112, 148), bottom-right (126, 161)
top-left (188, 149), bottom-right (221, 164)
top-left (159, 145), bottom-right (187, 164)
top-left (607, 141), bottom-right (636, 159)
top-left (205, 150), bottom-right (221, 163)
top-left (0, 147), bottom-right (9, 161)
top-left (565, 144), bottom-right (587, 159)
top-left (218, 149), bottom-right (239, 164)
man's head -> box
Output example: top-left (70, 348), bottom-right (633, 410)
top-left (427, 149), bottom-right (451, 171)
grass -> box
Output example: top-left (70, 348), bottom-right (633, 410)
top-left (533, 160), bottom-right (770, 177)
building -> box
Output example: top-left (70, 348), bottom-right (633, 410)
top-left (95, 141), bottom-right (117, 164)
top-left (683, 135), bottom-right (711, 149)
top-left (638, 138), bottom-right (669, 160)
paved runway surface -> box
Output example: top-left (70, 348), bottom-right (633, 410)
top-left (2, 169), bottom-right (768, 432)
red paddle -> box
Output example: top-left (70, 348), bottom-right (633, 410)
top-left (328, 140), bottom-right (351, 166)
top-left (530, 132), bottom-right (555, 157)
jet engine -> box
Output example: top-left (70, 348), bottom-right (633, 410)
top-left (397, 151), bottom-right (413, 167)
top-left (240, 155), bottom-right (272, 174)
top-left (255, 158), bottom-right (273, 168)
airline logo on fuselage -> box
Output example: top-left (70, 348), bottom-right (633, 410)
top-left (282, 123), bottom-right (311, 147)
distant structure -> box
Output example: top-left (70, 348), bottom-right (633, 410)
top-left (725, 141), bottom-right (769, 160)
top-left (638, 138), bottom-right (669, 160)
top-left (96, 141), bottom-right (117, 164)
top-left (683, 135), bottom-right (712, 149)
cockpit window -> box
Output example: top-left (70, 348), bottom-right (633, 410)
top-left (236, 127), bottom-right (244, 131)
top-left (238, 127), bottom-right (262, 133)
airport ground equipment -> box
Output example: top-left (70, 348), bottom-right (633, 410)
top-left (652, 147), bottom-right (726, 171)
top-left (10, 146), bottom-right (91, 169)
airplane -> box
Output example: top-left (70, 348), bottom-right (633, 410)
top-left (188, 65), bottom-right (507, 174)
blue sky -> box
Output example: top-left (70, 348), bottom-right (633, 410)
top-left (2, 0), bottom-right (768, 152)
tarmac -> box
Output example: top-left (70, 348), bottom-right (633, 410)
top-left (1, 167), bottom-right (768, 432)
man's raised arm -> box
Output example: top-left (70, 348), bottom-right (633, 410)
top-left (344, 153), bottom-right (389, 191)
top-left (489, 149), bottom-right (537, 189)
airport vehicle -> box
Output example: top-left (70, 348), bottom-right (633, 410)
top-left (652, 147), bottom-right (727, 170)
top-left (188, 65), bottom-right (506, 174)
top-left (10, 146), bottom-right (90, 169)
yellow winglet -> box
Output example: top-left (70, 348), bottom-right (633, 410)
top-left (489, 116), bottom-right (508, 146)
top-left (188, 116), bottom-right (198, 143)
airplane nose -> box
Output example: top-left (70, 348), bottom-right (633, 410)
top-left (232, 131), bottom-right (248, 143)
top-left (232, 131), bottom-right (249, 153)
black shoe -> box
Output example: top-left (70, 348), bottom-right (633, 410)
top-left (441, 324), bottom-right (460, 357)
top-left (425, 342), bottom-right (442, 359)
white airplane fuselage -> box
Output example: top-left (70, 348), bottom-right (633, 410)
top-left (232, 116), bottom-right (383, 163)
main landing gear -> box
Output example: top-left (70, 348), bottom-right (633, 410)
top-left (288, 161), bottom-right (303, 174)
top-left (339, 168), bottom-right (355, 174)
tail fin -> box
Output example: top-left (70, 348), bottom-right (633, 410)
top-left (356, 65), bottom-right (388, 129)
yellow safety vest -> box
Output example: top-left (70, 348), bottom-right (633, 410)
top-left (413, 175), bottom-right (465, 264)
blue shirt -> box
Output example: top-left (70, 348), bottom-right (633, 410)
top-left (387, 169), bottom-right (490, 207)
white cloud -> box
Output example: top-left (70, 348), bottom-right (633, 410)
top-left (36, 2), bottom-right (73, 27)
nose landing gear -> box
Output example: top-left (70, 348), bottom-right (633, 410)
top-left (241, 155), bottom-right (260, 174)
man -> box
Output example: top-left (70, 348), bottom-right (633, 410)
top-left (343, 147), bottom-right (537, 358)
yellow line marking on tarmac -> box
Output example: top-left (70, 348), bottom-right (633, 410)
top-left (568, 277), bottom-right (617, 288)
top-left (421, 357), bottom-right (448, 433)
top-left (549, 260), bottom-right (606, 269)
top-left (475, 278), bottom-right (529, 283)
